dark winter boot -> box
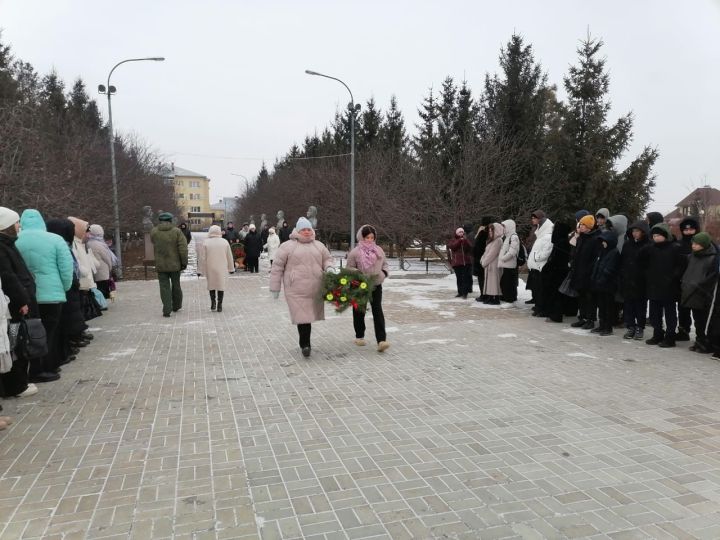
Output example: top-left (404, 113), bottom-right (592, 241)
top-left (676, 328), bottom-right (690, 342)
top-left (690, 339), bottom-right (710, 353)
top-left (659, 333), bottom-right (676, 348)
top-left (623, 327), bottom-right (636, 339)
top-left (581, 320), bottom-right (595, 330)
top-left (217, 291), bottom-right (224, 312)
top-left (570, 319), bottom-right (587, 328)
top-left (646, 330), bottom-right (665, 345)
top-left (210, 290), bottom-right (216, 311)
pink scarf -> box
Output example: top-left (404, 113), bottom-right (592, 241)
top-left (357, 240), bottom-right (381, 271)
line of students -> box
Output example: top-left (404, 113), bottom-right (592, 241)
top-left (527, 209), bottom-right (715, 352)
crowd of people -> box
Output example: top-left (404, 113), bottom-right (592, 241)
top-left (448, 208), bottom-right (717, 354)
top-left (0, 206), bottom-right (119, 431)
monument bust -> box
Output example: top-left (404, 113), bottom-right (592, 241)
top-left (307, 205), bottom-right (318, 229)
top-left (142, 206), bottom-right (154, 233)
top-left (276, 210), bottom-right (285, 229)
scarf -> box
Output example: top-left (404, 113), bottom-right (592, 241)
top-left (0, 276), bottom-right (12, 373)
top-left (357, 240), bottom-right (381, 272)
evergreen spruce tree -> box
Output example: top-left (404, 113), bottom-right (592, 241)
top-left (413, 87), bottom-right (438, 163)
top-left (556, 35), bottom-right (656, 217)
top-left (0, 36), bottom-right (18, 101)
top-left (436, 76), bottom-right (458, 175)
top-left (358, 97), bottom-right (382, 150)
top-left (481, 34), bottom-right (549, 217)
top-left (380, 95), bottom-right (407, 154)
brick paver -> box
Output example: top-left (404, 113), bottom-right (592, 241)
top-left (2, 260), bottom-right (720, 539)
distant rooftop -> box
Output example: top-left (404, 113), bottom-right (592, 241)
top-left (675, 186), bottom-right (720, 208)
top-left (161, 163), bottom-right (207, 179)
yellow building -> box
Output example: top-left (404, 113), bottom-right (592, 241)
top-left (163, 164), bottom-right (213, 231)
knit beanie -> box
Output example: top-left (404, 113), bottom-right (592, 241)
top-left (89, 224), bottom-right (104, 237)
top-left (455, 227), bottom-right (465, 236)
top-left (651, 223), bottom-right (671, 239)
top-left (531, 210), bottom-right (545, 220)
top-left (579, 215), bottom-right (596, 229)
top-left (158, 212), bottom-right (173, 222)
top-left (574, 209), bottom-right (590, 221)
top-left (692, 232), bottom-right (712, 249)
top-left (249, 224), bottom-right (256, 231)
top-left (268, 227), bottom-right (275, 234)
top-left (0, 207), bottom-right (20, 230)
top-left (295, 217), bottom-right (312, 230)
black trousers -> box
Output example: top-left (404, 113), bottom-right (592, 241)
top-left (500, 268), bottom-right (518, 302)
top-left (96, 280), bottom-right (111, 299)
top-left (353, 285), bottom-right (386, 343)
top-left (245, 256), bottom-right (259, 273)
top-left (649, 299), bottom-right (677, 337)
top-left (453, 264), bottom-right (473, 296)
top-left (624, 298), bottom-right (647, 329)
top-left (678, 306), bottom-right (693, 333)
top-left (578, 289), bottom-right (597, 321)
top-left (596, 291), bottom-right (616, 331)
top-left (0, 347), bottom-right (29, 397)
top-left (692, 308), bottom-right (708, 342)
top-left (297, 323), bottom-right (311, 348)
top-left (36, 303), bottom-right (63, 375)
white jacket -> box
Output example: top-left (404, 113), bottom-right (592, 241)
top-left (526, 218), bottom-right (554, 271)
top-left (72, 237), bottom-right (97, 291)
top-left (498, 219), bottom-right (520, 269)
top-left (264, 232), bottom-right (280, 261)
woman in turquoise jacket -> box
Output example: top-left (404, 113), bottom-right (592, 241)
top-left (15, 209), bottom-right (73, 382)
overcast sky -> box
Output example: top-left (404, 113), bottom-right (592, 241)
top-left (2, 0), bottom-right (718, 215)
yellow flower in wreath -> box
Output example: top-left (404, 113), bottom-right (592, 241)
top-left (359, 282), bottom-right (367, 289)
top-left (339, 278), bottom-right (348, 285)
top-left (340, 296), bottom-right (347, 302)
top-left (326, 293), bottom-right (334, 301)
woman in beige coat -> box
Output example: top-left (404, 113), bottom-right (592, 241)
top-left (198, 225), bottom-right (234, 312)
top-left (480, 223), bottom-right (504, 304)
top-left (269, 217), bottom-right (333, 357)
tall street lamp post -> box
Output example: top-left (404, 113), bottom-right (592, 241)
top-left (99, 57), bottom-right (164, 278)
top-left (305, 69), bottom-right (360, 249)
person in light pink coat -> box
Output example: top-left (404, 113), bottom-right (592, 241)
top-left (346, 224), bottom-right (390, 352)
top-left (480, 223), bottom-right (504, 305)
top-left (197, 225), bottom-right (235, 312)
top-left (269, 217), bottom-right (333, 357)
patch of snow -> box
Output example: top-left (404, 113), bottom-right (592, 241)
top-left (567, 352), bottom-right (596, 359)
top-left (498, 333), bottom-right (517, 338)
top-left (529, 340), bottom-right (539, 344)
top-left (386, 327), bottom-right (400, 333)
top-left (562, 328), bottom-right (593, 336)
top-left (108, 349), bottom-right (137, 357)
top-left (403, 298), bottom-right (440, 310)
top-left (87, 327), bottom-right (102, 332)
top-left (437, 311), bottom-right (456, 317)
top-left (417, 338), bottom-right (453, 345)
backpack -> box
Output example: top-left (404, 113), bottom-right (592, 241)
top-left (514, 235), bottom-right (527, 267)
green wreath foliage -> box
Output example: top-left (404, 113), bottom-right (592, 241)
top-left (321, 268), bottom-right (376, 313)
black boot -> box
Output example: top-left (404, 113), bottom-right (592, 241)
top-left (217, 291), bottom-right (224, 312)
top-left (676, 328), bottom-right (690, 342)
top-left (210, 290), bottom-right (216, 311)
top-left (646, 330), bottom-right (665, 345)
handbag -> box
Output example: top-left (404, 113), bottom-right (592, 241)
top-left (558, 273), bottom-right (579, 298)
top-left (91, 287), bottom-right (108, 310)
top-left (10, 318), bottom-right (48, 360)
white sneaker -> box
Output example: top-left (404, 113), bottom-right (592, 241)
top-left (18, 383), bottom-right (38, 397)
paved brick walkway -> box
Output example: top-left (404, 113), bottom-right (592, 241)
top-left (2, 267), bottom-right (720, 539)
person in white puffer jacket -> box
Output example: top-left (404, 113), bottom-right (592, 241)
top-left (526, 210), bottom-right (554, 316)
top-left (498, 219), bottom-right (520, 303)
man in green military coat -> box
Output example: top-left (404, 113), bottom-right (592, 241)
top-left (150, 213), bottom-right (188, 317)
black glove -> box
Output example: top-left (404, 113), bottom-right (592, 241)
top-left (181, 264), bottom-right (187, 271)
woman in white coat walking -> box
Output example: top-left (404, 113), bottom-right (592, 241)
top-left (198, 225), bottom-right (235, 312)
top-left (263, 227), bottom-right (281, 268)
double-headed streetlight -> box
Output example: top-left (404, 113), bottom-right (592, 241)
top-left (99, 57), bottom-right (164, 278)
top-left (305, 69), bottom-right (360, 249)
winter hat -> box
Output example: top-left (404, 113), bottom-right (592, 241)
top-left (158, 212), bottom-right (173, 222)
top-left (208, 225), bottom-right (222, 238)
top-left (295, 217), bottom-right (313, 230)
top-left (692, 232), bottom-right (712, 249)
top-left (249, 224), bottom-right (256, 231)
top-left (0, 207), bottom-right (20, 230)
top-left (646, 212), bottom-right (664, 228)
top-left (680, 217), bottom-right (700, 231)
top-left (268, 227), bottom-right (276, 234)
top-left (89, 224), bottom-right (104, 237)
top-left (68, 216), bottom-right (89, 239)
top-left (579, 215), bottom-right (596, 229)
top-left (574, 209), bottom-right (590, 221)
top-left (595, 208), bottom-right (610, 220)
top-left (651, 223), bottom-right (671, 239)
top-left (531, 210), bottom-right (545, 220)
top-left (455, 227), bottom-right (465, 236)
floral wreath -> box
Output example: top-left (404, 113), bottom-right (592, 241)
top-left (321, 268), bottom-right (375, 313)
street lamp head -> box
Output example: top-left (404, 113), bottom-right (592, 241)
top-left (305, 69), bottom-right (321, 76)
top-left (148, 57), bottom-right (165, 61)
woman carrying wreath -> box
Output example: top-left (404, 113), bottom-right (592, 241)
top-left (270, 217), bottom-right (334, 357)
top-left (346, 225), bottom-right (390, 352)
